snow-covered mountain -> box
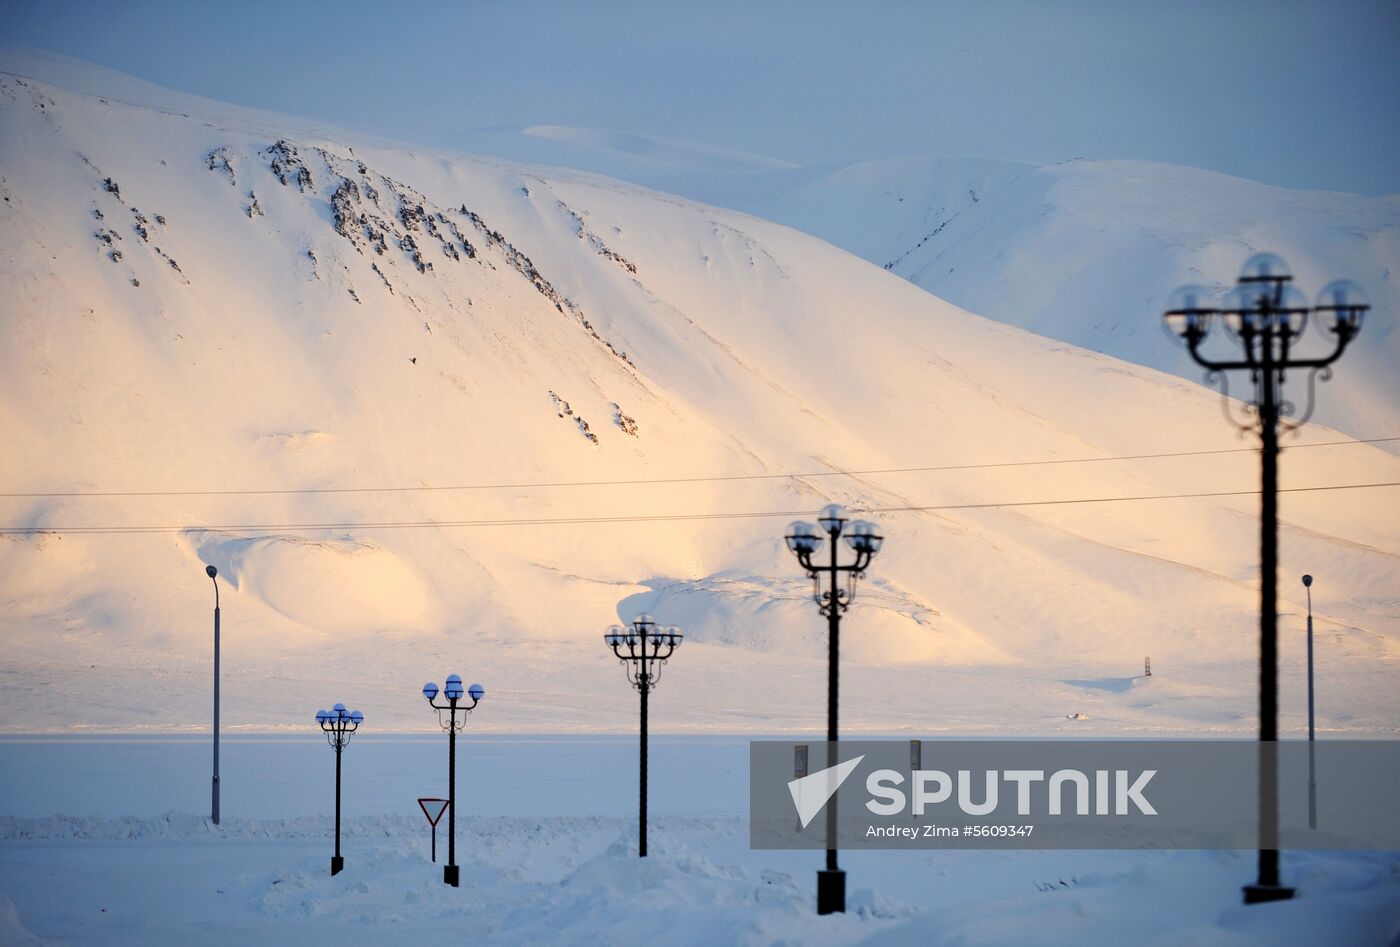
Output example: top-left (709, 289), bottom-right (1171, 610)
top-left (443, 126), bottom-right (1400, 439)
top-left (5, 47), bottom-right (1396, 434)
top-left (1, 62), bottom-right (1397, 735)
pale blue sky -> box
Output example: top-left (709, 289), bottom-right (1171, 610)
top-left (4, 0), bottom-right (1398, 194)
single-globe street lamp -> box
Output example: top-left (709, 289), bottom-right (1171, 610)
top-left (605, 615), bottom-right (682, 857)
top-left (422, 674), bottom-right (483, 887)
top-left (316, 704), bottom-right (363, 875)
top-left (1303, 574), bottom-right (1316, 829)
top-left (785, 504), bottom-right (884, 915)
top-left (206, 564), bottom-right (221, 825)
top-left (1163, 255), bottom-right (1367, 904)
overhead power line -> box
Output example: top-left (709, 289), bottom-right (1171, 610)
top-left (3, 481), bottom-right (1396, 536)
top-left (1, 436), bottom-right (1396, 500)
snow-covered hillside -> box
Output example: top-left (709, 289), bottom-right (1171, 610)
top-left (445, 126), bottom-right (1400, 438)
top-left (1, 65), bottom-right (1397, 735)
top-left (3, 47), bottom-right (1396, 437)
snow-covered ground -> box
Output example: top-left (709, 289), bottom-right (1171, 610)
top-left (2, 737), bottom-right (1397, 945)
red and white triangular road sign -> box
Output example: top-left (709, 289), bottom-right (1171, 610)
top-left (418, 797), bottom-right (449, 826)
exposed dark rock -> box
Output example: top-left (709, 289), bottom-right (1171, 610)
top-left (399, 233), bottom-right (432, 273)
top-left (265, 140), bottom-right (313, 191)
top-left (399, 201), bottom-right (427, 232)
top-left (558, 199), bottom-right (638, 274)
top-left (331, 178), bottom-right (360, 239)
top-left (549, 391), bottom-right (598, 444)
top-left (612, 404), bottom-right (639, 436)
top-left (206, 147), bottom-right (236, 185)
top-left (371, 262), bottom-right (393, 293)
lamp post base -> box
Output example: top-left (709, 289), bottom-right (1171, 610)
top-left (330, 856), bottom-right (344, 876)
top-left (1242, 883), bottom-right (1294, 904)
top-left (444, 864), bottom-right (459, 887)
top-left (817, 869), bottom-right (846, 915)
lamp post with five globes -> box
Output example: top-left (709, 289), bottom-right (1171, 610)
top-left (315, 704), bottom-right (363, 876)
top-left (1163, 254), bottom-right (1368, 904)
top-left (785, 505), bottom-right (884, 915)
top-left (605, 614), bottom-right (683, 857)
top-left (422, 674), bottom-right (484, 887)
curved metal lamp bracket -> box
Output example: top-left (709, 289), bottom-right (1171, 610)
top-left (1280, 366), bottom-right (1332, 434)
top-left (1205, 369), bottom-right (1260, 436)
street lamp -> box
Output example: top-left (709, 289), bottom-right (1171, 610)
top-left (205, 564), bottom-right (221, 826)
top-left (604, 614), bottom-right (682, 858)
top-left (1303, 574), bottom-right (1316, 830)
top-left (422, 674), bottom-right (484, 887)
top-left (315, 703), bottom-right (363, 875)
top-left (1163, 255), bottom-right (1368, 904)
top-left (784, 504), bottom-right (884, 915)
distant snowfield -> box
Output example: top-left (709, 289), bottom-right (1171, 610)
top-left (0, 54), bottom-right (1398, 742)
top-left (1, 737), bottom-right (1398, 945)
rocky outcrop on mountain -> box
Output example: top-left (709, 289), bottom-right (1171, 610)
top-left (612, 403), bottom-right (638, 436)
top-left (549, 391), bottom-right (599, 444)
top-left (264, 139), bottom-right (312, 191)
top-left (202, 137), bottom-right (637, 368)
top-left (556, 198), bottom-right (638, 275)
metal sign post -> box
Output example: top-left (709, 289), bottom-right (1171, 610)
top-left (418, 797), bottom-right (450, 863)
top-left (794, 744), bottom-right (809, 832)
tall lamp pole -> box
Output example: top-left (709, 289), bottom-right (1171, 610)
top-left (422, 674), bottom-right (483, 887)
top-left (784, 505), bottom-right (884, 915)
top-left (206, 564), bottom-right (221, 825)
top-left (605, 614), bottom-right (683, 857)
top-left (1303, 574), bottom-right (1316, 829)
top-left (315, 704), bottom-right (363, 875)
top-left (1163, 255), bottom-right (1368, 904)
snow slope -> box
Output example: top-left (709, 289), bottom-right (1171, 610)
top-left (3, 46), bottom-right (1396, 436)
top-left (1, 64), bottom-right (1398, 735)
top-left (455, 127), bottom-right (1400, 438)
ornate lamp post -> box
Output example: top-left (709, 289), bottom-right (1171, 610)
top-left (784, 504), bottom-right (884, 915)
top-left (604, 614), bottom-right (682, 857)
top-left (316, 704), bottom-right (362, 875)
top-left (1163, 255), bottom-right (1367, 904)
top-left (422, 674), bottom-right (483, 887)
top-left (205, 564), bottom-right (221, 826)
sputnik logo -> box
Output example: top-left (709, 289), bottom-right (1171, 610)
top-left (788, 755), bottom-right (865, 829)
